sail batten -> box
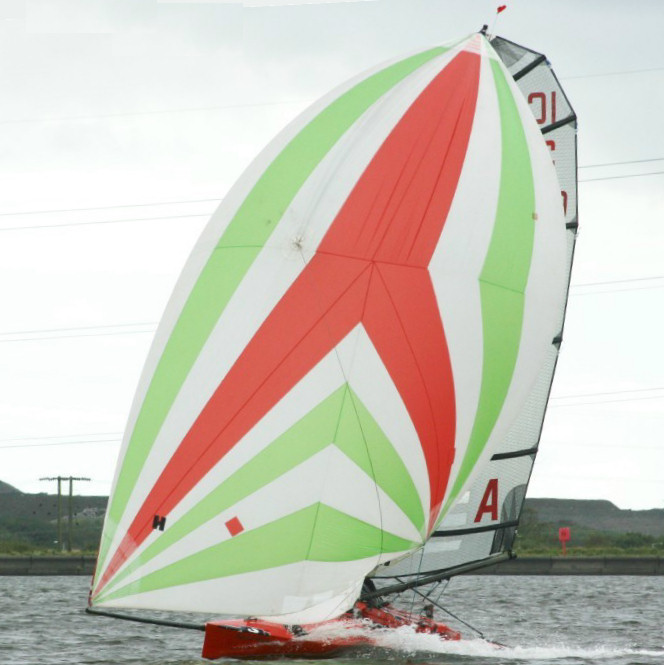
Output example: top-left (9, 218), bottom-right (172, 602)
top-left (91, 33), bottom-right (576, 622)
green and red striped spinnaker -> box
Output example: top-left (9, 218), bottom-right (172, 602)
top-left (93, 44), bottom-right (454, 586)
top-left (95, 45), bottom-right (479, 597)
top-left (91, 34), bottom-right (568, 622)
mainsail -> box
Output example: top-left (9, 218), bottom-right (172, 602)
top-left (90, 33), bottom-right (576, 624)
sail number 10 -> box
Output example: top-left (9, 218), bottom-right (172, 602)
top-left (528, 91), bottom-right (556, 125)
top-left (529, 90), bottom-right (570, 216)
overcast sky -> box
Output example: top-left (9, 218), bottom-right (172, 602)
top-left (1, 0), bottom-right (662, 509)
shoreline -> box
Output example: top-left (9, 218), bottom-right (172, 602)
top-left (0, 555), bottom-right (662, 576)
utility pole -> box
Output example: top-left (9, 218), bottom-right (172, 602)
top-left (40, 476), bottom-right (91, 551)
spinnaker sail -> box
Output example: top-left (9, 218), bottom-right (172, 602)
top-left (89, 32), bottom-right (576, 625)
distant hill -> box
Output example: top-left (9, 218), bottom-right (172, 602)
top-left (0, 480), bottom-right (21, 494)
top-left (524, 498), bottom-right (664, 537)
top-left (1, 484), bottom-right (663, 552)
top-left (0, 486), bottom-right (107, 551)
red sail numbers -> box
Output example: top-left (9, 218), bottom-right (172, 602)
top-left (474, 479), bottom-right (499, 523)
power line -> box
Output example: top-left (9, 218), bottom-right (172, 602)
top-left (0, 431), bottom-right (121, 443)
top-left (570, 284), bottom-right (664, 297)
top-left (0, 322), bottom-right (158, 343)
top-left (580, 170), bottom-right (664, 183)
top-left (548, 395), bottom-right (664, 408)
top-left (0, 163), bottom-right (660, 223)
top-left (579, 157), bottom-right (664, 169)
top-left (0, 212), bottom-right (210, 233)
top-left (0, 322), bottom-right (157, 337)
top-left (570, 275), bottom-right (664, 296)
top-left (544, 440), bottom-right (664, 451)
top-left (3, 274), bottom-right (663, 343)
top-left (0, 99), bottom-right (307, 126)
top-left (3, 391), bottom-right (663, 450)
top-left (551, 386), bottom-right (664, 400)
top-left (0, 330), bottom-right (155, 343)
top-left (0, 197), bottom-right (222, 217)
top-left (534, 472), bottom-right (664, 485)
top-left (0, 438), bottom-right (120, 450)
top-left (563, 66), bottom-right (664, 80)
top-left (0, 65), bottom-right (661, 128)
top-left (571, 276), bottom-right (664, 287)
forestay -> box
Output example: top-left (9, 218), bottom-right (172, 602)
top-left (89, 33), bottom-right (576, 623)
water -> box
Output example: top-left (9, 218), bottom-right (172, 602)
top-left (1, 575), bottom-right (663, 665)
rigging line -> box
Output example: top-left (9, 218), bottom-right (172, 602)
top-left (433, 578), bottom-right (450, 609)
top-left (0, 198), bottom-right (223, 217)
top-left (394, 576), bottom-right (487, 639)
top-left (0, 212), bottom-right (210, 232)
top-left (580, 170), bottom-right (664, 183)
top-left (408, 546), bottom-right (427, 616)
top-left (580, 157), bottom-right (664, 169)
top-left (551, 386), bottom-right (664, 400)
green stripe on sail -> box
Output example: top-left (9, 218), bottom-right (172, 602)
top-left (97, 387), bottom-right (346, 598)
top-left (336, 388), bottom-right (425, 536)
top-left (442, 60), bottom-right (536, 514)
top-left (96, 46), bottom-right (449, 579)
top-left (96, 385), bottom-right (425, 599)
top-left (95, 504), bottom-right (416, 605)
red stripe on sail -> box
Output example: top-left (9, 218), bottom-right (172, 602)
top-left (95, 50), bottom-right (480, 595)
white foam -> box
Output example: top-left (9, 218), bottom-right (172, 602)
top-left (296, 622), bottom-right (664, 661)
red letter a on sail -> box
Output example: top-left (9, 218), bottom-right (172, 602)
top-left (474, 479), bottom-right (499, 522)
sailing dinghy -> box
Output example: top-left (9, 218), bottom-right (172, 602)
top-left (87, 31), bottom-right (577, 659)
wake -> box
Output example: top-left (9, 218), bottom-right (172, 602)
top-left (303, 621), bottom-right (664, 661)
